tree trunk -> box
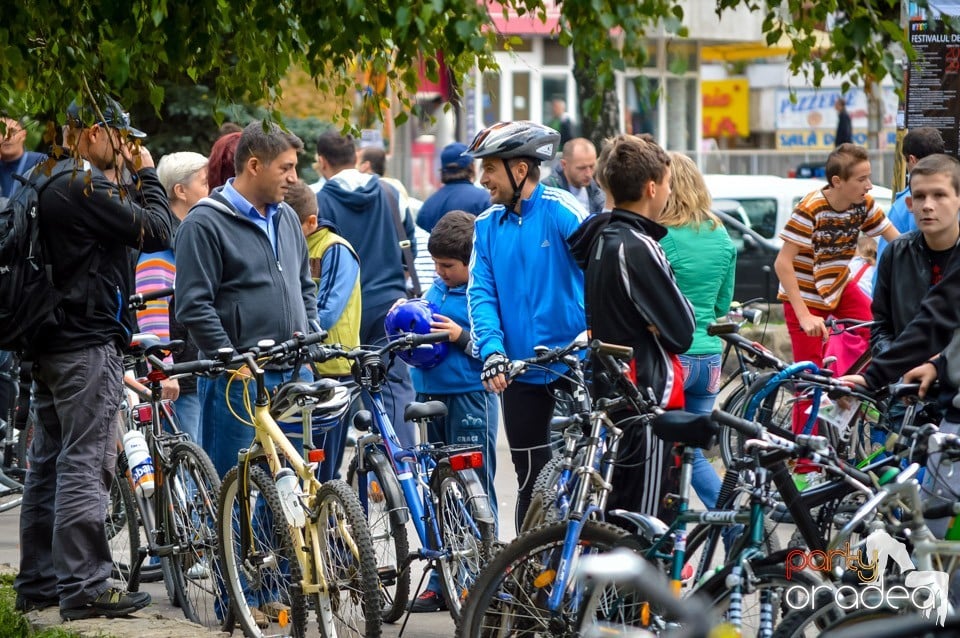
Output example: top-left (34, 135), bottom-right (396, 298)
top-left (573, 46), bottom-right (620, 151)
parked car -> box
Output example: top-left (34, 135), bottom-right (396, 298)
top-left (714, 206), bottom-right (781, 303)
top-left (705, 174), bottom-right (893, 246)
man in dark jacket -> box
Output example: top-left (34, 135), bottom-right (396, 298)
top-left (176, 122), bottom-right (317, 487)
top-left (834, 98), bottom-right (852, 146)
top-left (15, 96), bottom-right (172, 620)
top-left (315, 130), bottom-right (418, 447)
top-left (568, 134), bottom-right (695, 519)
top-left (872, 154), bottom-right (960, 358)
top-left (543, 138), bottom-right (605, 215)
top-left (416, 142), bottom-right (490, 232)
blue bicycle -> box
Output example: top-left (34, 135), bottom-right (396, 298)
top-left (315, 332), bottom-right (497, 623)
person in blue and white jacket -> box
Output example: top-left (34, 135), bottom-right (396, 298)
top-left (463, 121), bottom-right (588, 532)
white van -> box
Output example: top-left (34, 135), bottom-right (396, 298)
top-left (704, 174), bottom-right (893, 245)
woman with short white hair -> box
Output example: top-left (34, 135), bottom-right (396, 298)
top-left (136, 151), bottom-right (208, 442)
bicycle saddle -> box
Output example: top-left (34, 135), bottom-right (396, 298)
top-left (650, 410), bottom-right (718, 450)
top-left (127, 333), bottom-right (186, 360)
top-left (270, 378), bottom-right (345, 418)
top-left (403, 401), bottom-right (447, 422)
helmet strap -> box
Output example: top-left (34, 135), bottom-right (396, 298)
top-left (503, 158), bottom-right (528, 213)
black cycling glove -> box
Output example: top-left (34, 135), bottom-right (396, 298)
top-left (481, 352), bottom-right (510, 383)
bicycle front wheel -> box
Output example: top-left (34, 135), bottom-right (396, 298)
top-left (432, 462), bottom-right (496, 621)
top-left (218, 464), bottom-right (307, 638)
top-left (164, 441), bottom-right (226, 629)
top-left (108, 466), bottom-right (141, 587)
top-left (314, 479), bottom-right (382, 638)
top-left (458, 520), bottom-right (629, 638)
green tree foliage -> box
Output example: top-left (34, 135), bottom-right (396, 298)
top-left (560, 0), bottom-right (925, 149)
top-left (0, 0), bottom-right (926, 145)
top-left (0, 0), bottom-right (547, 126)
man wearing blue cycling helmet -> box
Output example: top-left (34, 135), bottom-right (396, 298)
top-left (464, 120), bottom-right (588, 532)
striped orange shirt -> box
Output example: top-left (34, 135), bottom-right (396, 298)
top-left (777, 189), bottom-right (890, 311)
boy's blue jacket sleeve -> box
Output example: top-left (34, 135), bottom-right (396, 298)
top-left (316, 243), bottom-right (359, 329)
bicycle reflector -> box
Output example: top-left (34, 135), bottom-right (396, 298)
top-left (449, 451), bottom-right (483, 472)
top-left (307, 449), bottom-right (326, 465)
top-left (132, 403), bottom-right (153, 426)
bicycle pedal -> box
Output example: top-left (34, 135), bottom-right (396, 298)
top-left (377, 565), bottom-right (398, 585)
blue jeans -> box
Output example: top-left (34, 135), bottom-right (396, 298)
top-left (174, 391), bottom-right (201, 443)
top-left (680, 354), bottom-right (739, 551)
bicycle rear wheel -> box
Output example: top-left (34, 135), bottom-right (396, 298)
top-left (218, 464), bottom-right (307, 638)
top-left (432, 462), bottom-right (496, 621)
top-left (315, 479), bottom-right (382, 638)
top-left (347, 450), bottom-right (410, 623)
top-left (164, 441), bottom-right (226, 629)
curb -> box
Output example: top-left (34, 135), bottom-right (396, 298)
top-left (26, 607), bottom-right (228, 638)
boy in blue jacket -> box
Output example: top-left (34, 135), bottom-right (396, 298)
top-left (408, 210), bottom-right (499, 613)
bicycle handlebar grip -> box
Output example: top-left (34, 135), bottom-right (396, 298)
top-left (589, 339), bottom-right (634, 360)
top-left (411, 331), bottom-right (449, 346)
top-left (711, 408), bottom-right (764, 439)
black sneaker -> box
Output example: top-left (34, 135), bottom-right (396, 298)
top-left (408, 590), bottom-right (448, 613)
top-left (60, 587), bottom-right (151, 620)
top-left (15, 593), bottom-right (58, 613)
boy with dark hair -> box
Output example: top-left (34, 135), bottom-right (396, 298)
top-left (568, 135), bottom-right (695, 518)
top-left (407, 210), bottom-right (498, 613)
top-left (289, 179), bottom-right (361, 481)
top-left (876, 127), bottom-right (946, 266)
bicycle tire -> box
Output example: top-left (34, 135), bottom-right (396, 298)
top-left (432, 462), bottom-right (496, 622)
top-left (314, 479), bottom-right (382, 638)
top-left (346, 451), bottom-right (410, 623)
top-left (218, 464), bottom-right (307, 638)
top-left (165, 441), bottom-right (227, 630)
top-left (521, 450), bottom-right (588, 532)
top-left (107, 466), bottom-right (142, 587)
top-left (458, 520), bottom-right (629, 638)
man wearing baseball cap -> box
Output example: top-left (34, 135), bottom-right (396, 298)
top-left (15, 95), bottom-right (172, 621)
top-left (415, 142), bottom-right (490, 233)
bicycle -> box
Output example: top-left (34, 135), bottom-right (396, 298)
top-left (156, 331), bottom-right (382, 638)
top-left (312, 332), bottom-right (496, 624)
top-left (458, 339), bottom-right (657, 638)
top-left (0, 350), bottom-right (37, 513)
top-left (106, 323), bottom-right (227, 630)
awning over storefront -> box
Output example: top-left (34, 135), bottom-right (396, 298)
top-left (701, 30), bottom-right (830, 63)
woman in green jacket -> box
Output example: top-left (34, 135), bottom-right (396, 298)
top-left (659, 152), bottom-right (737, 510)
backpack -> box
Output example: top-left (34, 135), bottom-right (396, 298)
top-left (0, 165), bottom-right (68, 354)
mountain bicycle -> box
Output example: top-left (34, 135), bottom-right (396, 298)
top-left (107, 323), bottom-right (226, 630)
top-left (458, 339), bottom-right (654, 638)
top-left (312, 332), bottom-right (496, 624)
top-left (151, 331), bottom-right (382, 638)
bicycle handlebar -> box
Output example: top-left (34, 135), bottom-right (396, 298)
top-left (824, 317), bottom-right (879, 335)
top-left (147, 329), bottom-right (330, 379)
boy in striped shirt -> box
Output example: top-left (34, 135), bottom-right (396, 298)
top-left (774, 143), bottom-right (899, 439)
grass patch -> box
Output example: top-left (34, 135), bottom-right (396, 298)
top-left (0, 574), bottom-right (91, 638)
